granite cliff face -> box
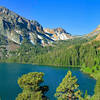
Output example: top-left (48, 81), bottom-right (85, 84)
top-left (0, 6), bottom-right (72, 46)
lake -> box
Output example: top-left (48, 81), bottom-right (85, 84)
top-left (0, 63), bottom-right (96, 100)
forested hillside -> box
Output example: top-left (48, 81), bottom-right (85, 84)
top-left (0, 36), bottom-right (95, 65)
top-left (33, 40), bottom-right (100, 67)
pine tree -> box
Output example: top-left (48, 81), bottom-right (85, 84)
top-left (55, 71), bottom-right (83, 100)
top-left (16, 72), bottom-right (48, 100)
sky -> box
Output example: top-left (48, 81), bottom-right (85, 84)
top-left (0, 0), bottom-right (100, 35)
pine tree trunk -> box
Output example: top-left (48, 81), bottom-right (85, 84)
top-left (68, 94), bottom-right (72, 100)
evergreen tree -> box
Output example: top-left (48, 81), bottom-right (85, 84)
top-left (55, 71), bottom-right (83, 100)
top-left (16, 72), bottom-right (48, 100)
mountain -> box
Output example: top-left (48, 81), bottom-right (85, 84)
top-left (0, 6), bottom-right (72, 46)
top-left (85, 25), bottom-right (100, 38)
top-left (44, 27), bottom-right (72, 40)
top-left (1, 6), bottom-right (100, 68)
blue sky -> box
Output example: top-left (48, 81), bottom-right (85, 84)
top-left (0, 0), bottom-right (100, 35)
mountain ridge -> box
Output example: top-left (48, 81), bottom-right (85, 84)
top-left (0, 6), bottom-right (72, 46)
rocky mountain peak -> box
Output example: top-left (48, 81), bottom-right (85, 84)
top-left (44, 27), bottom-right (72, 40)
top-left (0, 6), bottom-right (19, 19)
top-left (0, 6), bottom-right (8, 14)
top-left (54, 27), bottom-right (67, 34)
top-left (0, 6), bottom-right (72, 46)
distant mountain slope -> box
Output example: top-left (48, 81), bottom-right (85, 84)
top-left (84, 25), bottom-right (100, 38)
top-left (95, 34), bottom-right (100, 41)
top-left (0, 6), bottom-right (72, 46)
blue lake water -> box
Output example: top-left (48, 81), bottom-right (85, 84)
top-left (0, 63), bottom-right (96, 100)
